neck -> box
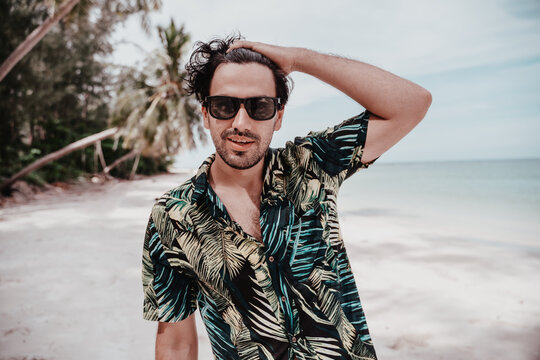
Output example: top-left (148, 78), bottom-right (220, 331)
top-left (209, 153), bottom-right (265, 191)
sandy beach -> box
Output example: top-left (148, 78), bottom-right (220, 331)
top-left (0, 171), bottom-right (539, 360)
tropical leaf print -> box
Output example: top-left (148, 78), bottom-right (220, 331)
top-left (142, 111), bottom-right (379, 359)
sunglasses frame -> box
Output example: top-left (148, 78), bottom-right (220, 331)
top-left (204, 96), bottom-right (283, 121)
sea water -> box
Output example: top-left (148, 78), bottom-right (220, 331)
top-left (338, 158), bottom-right (540, 250)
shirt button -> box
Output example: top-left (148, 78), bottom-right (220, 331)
top-left (268, 256), bottom-right (274, 262)
top-left (291, 336), bottom-right (297, 343)
top-left (281, 296), bottom-right (286, 302)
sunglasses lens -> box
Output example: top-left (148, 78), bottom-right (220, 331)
top-left (207, 96), bottom-right (279, 120)
top-left (247, 97), bottom-right (276, 120)
top-left (209, 97), bottom-right (237, 119)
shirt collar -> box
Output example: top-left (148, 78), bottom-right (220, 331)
top-left (189, 148), bottom-right (287, 206)
top-left (190, 153), bottom-right (215, 205)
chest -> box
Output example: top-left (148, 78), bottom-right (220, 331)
top-left (214, 188), bottom-right (262, 242)
top-left (184, 193), bottom-right (338, 298)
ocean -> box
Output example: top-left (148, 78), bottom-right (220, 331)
top-left (337, 158), bottom-right (540, 250)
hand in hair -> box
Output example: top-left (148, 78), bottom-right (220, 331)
top-left (227, 40), bottom-right (304, 75)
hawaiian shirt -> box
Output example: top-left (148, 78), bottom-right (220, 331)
top-left (142, 110), bottom-right (380, 360)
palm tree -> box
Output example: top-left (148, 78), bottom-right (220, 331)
top-left (0, 19), bottom-right (204, 192)
top-left (108, 19), bottom-right (206, 176)
top-left (0, 127), bottom-right (118, 192)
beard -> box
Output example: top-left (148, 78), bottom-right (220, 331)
top-left (212, 128), bottom-right (270, 170)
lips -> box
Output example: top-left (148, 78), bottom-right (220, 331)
top-left (227, 135), bottom-right (255, 144)
top-left (227, 135), bottom-right (255, 151)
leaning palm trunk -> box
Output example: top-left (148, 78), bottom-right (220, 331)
top-left (129, 152), bottom-right (141, 179)
top-left (94, 140), bottom-right (108, 171)
top-left (102, 149), bottom-right (139, 176)
top-left (0, 127), bottom-right (118, 193)
top-left (0, 0), bottom-right (81, 82)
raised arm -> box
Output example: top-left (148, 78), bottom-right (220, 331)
top-left (155, 314), bottom-right (198, 360)
top-left (227, 41), bottom-right (432, 164)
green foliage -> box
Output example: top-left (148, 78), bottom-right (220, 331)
top-left (0, 0), bottom-right (168, 186)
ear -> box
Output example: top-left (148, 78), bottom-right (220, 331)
top-left (273, 107), bottom-right (284, 131)
top-left (201, 105), bottom-right (210, 129)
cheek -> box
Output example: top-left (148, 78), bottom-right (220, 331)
top-left (208, 121), bottom-right (228, 141)
top-left (259, 124), bottom-right (277, 142)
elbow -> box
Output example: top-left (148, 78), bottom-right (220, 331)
top-left (424, 89), bottom-right (433, 109)
top-left (414, 88), bottom-right (432, 121)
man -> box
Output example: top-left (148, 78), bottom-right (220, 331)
top-left (142, 35), bottom-right (431, 360)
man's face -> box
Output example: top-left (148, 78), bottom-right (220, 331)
top-left (202, 62), bottom-right (283, 170)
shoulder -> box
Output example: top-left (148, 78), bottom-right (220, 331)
top-left (151, 175), bottom-right (199, 234)
top-left (270, 138), bottom-right (313, 172)
top-left (274, 139), bottom-right (340, 193)
top-left (284, 111), bottom-right (373, 178)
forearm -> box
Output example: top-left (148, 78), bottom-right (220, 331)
top-left (155, 319), bottom-right (198, 360)
top-left (227, 40), bottom-right (431, 120)
top-left (293, 48), bottom-right (431, 120)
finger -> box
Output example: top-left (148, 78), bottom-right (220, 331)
top-left (226, 40), bottom-right (248, 52)
top-left (226, 40), bottom-right (256, 53)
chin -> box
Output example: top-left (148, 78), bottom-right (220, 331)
top-left (219, 149), bottom-right (265, 170)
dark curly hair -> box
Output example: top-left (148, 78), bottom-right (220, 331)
top-left (185, 34), bottom-right (292, 106)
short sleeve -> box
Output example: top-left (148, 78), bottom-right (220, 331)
top-left (294, 110), bottom-right (380, 180)
top-left (142, 211), bottom-right (199, 322)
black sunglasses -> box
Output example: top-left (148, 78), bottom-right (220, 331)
top-left (204, 96), bottom-right (282, 121)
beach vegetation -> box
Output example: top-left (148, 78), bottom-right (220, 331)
top-left (0, 1), bottom-right (203, 195)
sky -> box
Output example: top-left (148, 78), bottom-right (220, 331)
top-left (111, 0), bottom-right (540, 167)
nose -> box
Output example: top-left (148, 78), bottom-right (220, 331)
top-left (231, 104), bottom-right (251, 131)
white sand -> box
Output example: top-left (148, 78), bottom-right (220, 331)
top-left (0, 173), bottom-right (538, 360)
